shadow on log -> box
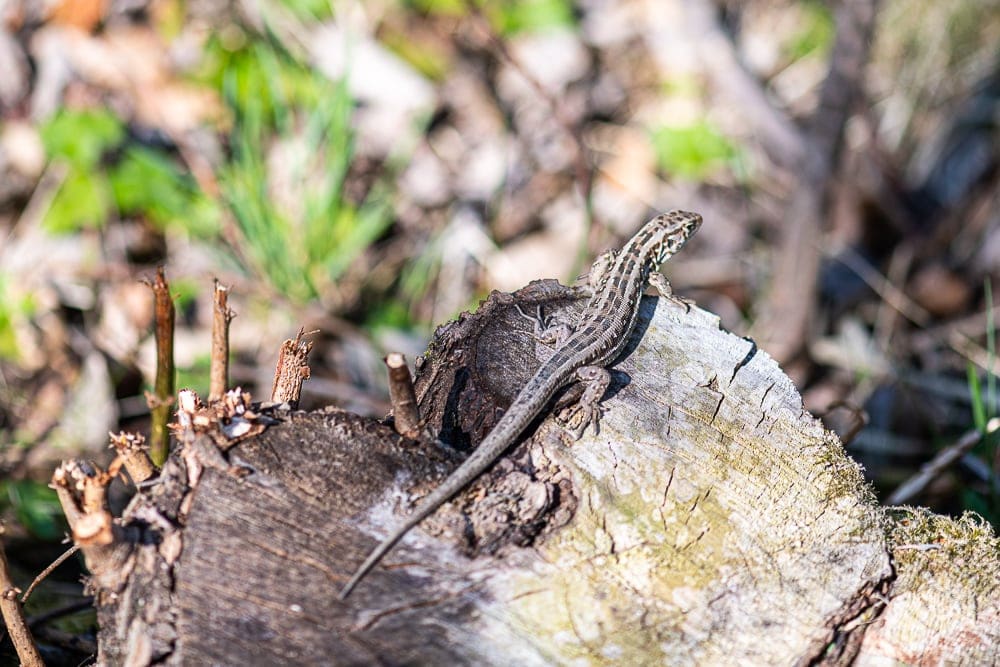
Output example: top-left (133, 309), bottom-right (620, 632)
top-left (92, 281), bottom-right (999, 665)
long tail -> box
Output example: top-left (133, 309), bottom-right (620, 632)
top-left (338, 424), bottom-right (520, 599)
top-left (339, 348), bottom-right (572, 599)
top-left (338, 505), bottom-right (428, 599)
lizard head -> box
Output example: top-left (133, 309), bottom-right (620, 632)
top-left (647, 210), bottom-right (702, 267)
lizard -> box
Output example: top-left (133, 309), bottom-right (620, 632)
top-left (339, 210), bottom-right (703, 599)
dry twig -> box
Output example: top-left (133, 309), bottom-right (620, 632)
top-left (209, 279), bottom-right (235, 403)
top-left (271, 328), bottom-right (314, 404)
top-left (0, 526), bottom-right (45, 667)
top-left (20, 544), bottom-right (81, 604)
top-left (385, 353), bottom-right (421, 438)
top-left (886, 420), bottom-right (999, 505)
top-left (146, 267), bottom-right (176, 465)
top-left (755, 0), bottom-right (880, 363)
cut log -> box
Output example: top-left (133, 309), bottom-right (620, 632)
top-left (91, 281), bottom-right (1000, 665)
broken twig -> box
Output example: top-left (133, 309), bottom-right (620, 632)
top-left (385, 353), bottom-right (421, 438)
top-left (209, 279), bottom-right (234, 403)
top-left (271, 328), bottom-right (314, 404)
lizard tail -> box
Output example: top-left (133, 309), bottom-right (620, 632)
top-left (338, 519), bottom-right (414, 599)
top-left (338, 470), bottom-right (471, 600)
top-left (340, 380), bottom-right (554, 599)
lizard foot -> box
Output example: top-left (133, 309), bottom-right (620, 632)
top-left (559, 400), bottom-right (606, 438)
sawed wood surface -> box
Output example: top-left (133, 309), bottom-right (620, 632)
top-left (94, 280), bottom-right (1000, 665)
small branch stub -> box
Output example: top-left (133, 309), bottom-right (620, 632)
top-left (385, 352), bottom-right (421, 438)
top-left (50, 459), bottom-right (134, 593)
top-left (209, 279), bottom-right (234, 403)
top-left (109, 431), bottom-right (156, 484)
top-left (271, 328), bottom-right (313, 404)
top-left (50, 458), bottom-right (122, 546)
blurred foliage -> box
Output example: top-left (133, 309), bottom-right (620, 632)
top-left (650, 120), bottom-right (740, 180)
top-left (39, 108), bottom-right (123, 232)
top-left (39, 108), bottom-right (220, 236)
top-left (398, 230), bottom-right (443, 309)
top-left (783, 0), bottom-right (834, 61)
top-left (40, 107), bottom-right (124, 168)
top-left (109, 147), bottom-right (220, 238)
top-left (199, 34), bottom-right (323, 125)
top-left (1, 480), bottom-right (65, 541)
top-left (968, 364), bottom-right (988, 432)
top-left (169, 277), bottom-right (203, 313)
top-left (404, 0), bottom-right (575, 34)
top-left (485, 0), bottom-right (576, 34)
top-left (35, 29), bottom-right (398, 308)
top-left (277, 0), bottom-right (335, 20)
top-left (364, 301), bottom-right (413, 331)
top-left (175, 354), bottom-right (212, 398)
top-left (964, 279), bottom-right (999, 524)
top-left (0, 273), bottom-right (36, 361)
top-left (205, 38), bottom-right (392, 303)
top-left (404, 0), bottom-right (466, 14)
top-left (985, 279), bottom-right (996, 419)
top-left (46, 169), bottom-right (114, 233)
top-left (381, 27), bottom-right (452, 81)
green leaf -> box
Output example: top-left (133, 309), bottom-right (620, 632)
top-left (44, 168), bottom-right (112, 232)
top-left (39, 108), bottom-right (125, 168)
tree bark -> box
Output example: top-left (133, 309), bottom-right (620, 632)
top-left (92, 281), bottom-right (999, 665)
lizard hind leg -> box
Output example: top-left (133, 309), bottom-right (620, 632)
top-left (558, 365), bottom-right (612, 438)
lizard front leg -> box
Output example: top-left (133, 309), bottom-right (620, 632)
top-left (649, 271), bottom-right (693, 311)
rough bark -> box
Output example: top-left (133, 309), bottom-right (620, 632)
top-left (93, 281), bottom-right (999, 665)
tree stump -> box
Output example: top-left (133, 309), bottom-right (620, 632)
top-left (90, 281), bottom-right (1000, 665)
